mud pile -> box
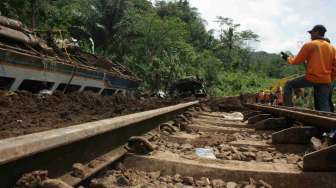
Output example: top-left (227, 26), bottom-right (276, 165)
top-left (206, 96), bottom-right (245, 112)
top-left (0, 91), bottom-right (178, 139)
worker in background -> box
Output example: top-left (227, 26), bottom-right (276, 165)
top-left (280, 25), bottom-right (336, 112)
top-left (319, 38), bottom-right (335, 112)
top-left (274, 86), bottom-right (284, 105)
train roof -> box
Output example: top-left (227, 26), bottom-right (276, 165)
top-left (0, 16), bottom-right (141, 82)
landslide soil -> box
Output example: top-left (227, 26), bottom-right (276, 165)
top-left (0, 91), bottom-right (178, 139)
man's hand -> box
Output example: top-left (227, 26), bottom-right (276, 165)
top-left (280, 52), bottom-right (289, 61)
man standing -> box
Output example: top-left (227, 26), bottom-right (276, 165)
top-left (314, 38), bottom-right (335, 112)
top-left (281, 25), bottom-right (336, 112)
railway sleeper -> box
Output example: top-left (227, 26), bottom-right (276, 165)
top-left (249, 117), bottom-right (291, 131)
top-left (247, 114), bottom-right (273, 125)
top-left (124, 151), bottom-right (336, 188)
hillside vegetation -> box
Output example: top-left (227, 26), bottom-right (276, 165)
top-left (0, 0), bottom-right (304, 96)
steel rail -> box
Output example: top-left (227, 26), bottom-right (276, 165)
top-left (245, 103), bottom-right (336, 129)
top-left (0, 101), bottom-right (198, 188)
top-left (277, 106), bottom-right (336, 118)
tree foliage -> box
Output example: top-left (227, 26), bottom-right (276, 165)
top-left (0, 0), bottom-right (303, 95)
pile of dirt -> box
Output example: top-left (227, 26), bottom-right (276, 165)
top-left (15, 170), bottom-right (72, 188)
top-left (0, 91), bottom-right (178, 139)
top-left (206, 96), bottom-right (245, 112)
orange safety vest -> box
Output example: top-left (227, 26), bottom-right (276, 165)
top-left (288, 39), bottom-right (336, 83)
top-left (276, 93), bottom-right (284, 105)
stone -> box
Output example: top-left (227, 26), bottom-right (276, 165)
top-left (174, 183), bottom-right (184, 188)
top-left (167, 183), bottom-right (175, 188)
top-left (231, 146), bottom-right (240, 154)
top-left (173, 143), bottom-right (180, 148)
top-left (216, 153), bottom-right (228, 159)
top-left (90, 178), bottom-right (115, 188)
top-left (273, 159), bottom-right (284, 163)
top-left (167, 143), bottom-right (174, 148)
top-left (226, 181), bottom-right (238, 188)
top-left (40, 179), bottom-right (73, 188)
top-left (232, 153), bottom-right (242, 161)
top-left (72, 163), bottom-right (86, 178)
top-left (256, 151), bottom-right (273, 162)
top-left (263, 156), bottom-right (274, 162)
top-left (286, 154), bottom-right (301, 164)
top-left (128, 136), bottom-right (155, 154)
top-left (226, 155), bottom-right (233, 160)
top-left (249, 177), bottom-right (257, 185)
top-left (195, 180), bottom-right (204, 186)
top-left (240, 146), bottom-right (249, 152)
top-left (159, 182), bottom-right (168, 187)
top-left (256, 151), bottom-right (264, 162)
top-left (250, 134), bottom-right (259, 139)
top-left (274, 153), bottom-right (283, 159)
top-left (244, 185), bottom-right (256, 188)
top-left (152, 181), bottom-right (161, 186)
top-left (181, 144), bottom-right (193, 150)
top-left (244, 152), bottom-right (256, 159)
top-left (310, 137), bottom-right (322, 151)
top-left (219, 144), bottom-right (231, 151)
top-left (258, 180), bottom-right (272, 188)
top-left (114, 162), bottom-right (125, 170)
top-left (199, 177), bottom-right (211, 186)
top-left (161, 176), bottom-right (172, 183)
top-left (297, 161), bottom-right (304, 169)
top-left (248, 146), bottom-right (258, 152)
top-left (240, 153), bottom-right (248, 161)
top-left (148, 171), bottom-right (161, 179)
top-left (182, 176), bottom-right (194, 185)
top-left (240, 180), bottom-right (250, 185)
top-left (173, 174), bottom-right (182, 182)
top-left (15, 170), bottom-right (49, 188)
top-left (116, 175), bottom-right (130, 186)
top-left (211, 179), bottom-right (225, 188)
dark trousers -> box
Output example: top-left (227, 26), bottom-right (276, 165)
top-left (330, 92), bottom-right (335, 112)
top-left (284, 76), bottom-right (331, 112)
top-left (328, 83), bottom-right (335, 112)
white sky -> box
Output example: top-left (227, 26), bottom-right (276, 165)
top-left (187, 0), bottom-right (336, 53)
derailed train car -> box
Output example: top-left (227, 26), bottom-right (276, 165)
top-left (0, 16), bottom-right (141, 95)
top-left (169, 76), bottom-right (207, 98)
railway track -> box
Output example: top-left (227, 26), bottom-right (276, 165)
top-left (1, 101), bottom-right (336, 188)
top-left (245, 103), bottom-right (336, 128)
top-left (0, 101), bottom-right (198, 188)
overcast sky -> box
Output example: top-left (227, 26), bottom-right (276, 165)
top-left (187, 0), bottom-right (336, 53)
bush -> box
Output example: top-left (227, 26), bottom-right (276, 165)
top-left (208, 71), bottom-right (277, 96)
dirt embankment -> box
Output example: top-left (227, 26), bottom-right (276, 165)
top-left (0, 91), bottom-right (178, 139)
top-left (205, 96), bottom-right (245, 112)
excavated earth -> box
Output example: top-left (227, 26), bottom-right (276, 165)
top-left (0, 91), bottom-right (180, 139)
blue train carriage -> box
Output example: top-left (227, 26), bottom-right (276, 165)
top-left (0, 16), bottom-right (141, 96)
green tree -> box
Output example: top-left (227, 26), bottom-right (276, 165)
top-left (215, 17), bottom-right (259, 69)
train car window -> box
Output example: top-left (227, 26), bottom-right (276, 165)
top-left (101, 89), bottom-right (116, 96)
top-left (83, 86), bottom-right (101, 93)
top-left (0, 76), bottom-right (15, 90)
top-left (18, 79), bottom-right (54, 93)
top-left (56, 83), bottom-right (81, 93)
